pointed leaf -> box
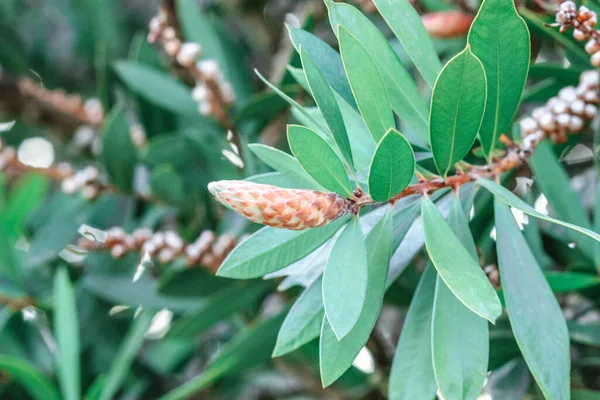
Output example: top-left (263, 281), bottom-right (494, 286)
top-left (389, 264), bottom-right (437, 400)
top-left (323, 217), bottom-right (368, 339)
top-left (326, 0), bottom-right (430, 141)
top-left (101, 310), bottom-right (154, 400)
top-left (320, 211), bottom-right (393, 386)
top-left (0, 356), bottom-right (61, 400)
top-left (301, 48), bottom-right (354, 169)
top-left (287, 26), bottom-right (356, 108)
top-left (338, 26), bottom-right (394, 143)
top-left (273, 277), bottom-right (324, 357)
top-left (287, 124), bottom-right (353, 197)
top-left (217, 216), bottom-right (349, 279)
top-left (468, 0), bottom-right (530, 159)
top-left (368, 128), bottom-right (415, 202)
top-left (373, 0), bottom-right (442, 87)
top-left (530, 141), bottom-right (596, 261)
top-left (422, 195), bottom-right (501, 323)
top-left (249, 144), bottom-right (325, 191)
top-left (432, 195), bottom-right (489, 400)
top-left (494, 198), bottom-right (570, 400)
top-left (102, 105), bottom-right (137, 192)
top-left (430, 46), bottom-right (487, 177)
top-left (53, 267), bottom-right (80, 400)
top-left (477, 178), bottom-right (600, 243)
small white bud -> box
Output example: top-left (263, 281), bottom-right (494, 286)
top-left (185, 245), bottom-right (201, 261)
top-left (222, 149), bottom-right (244, 168)
top-left (111, 245), bottom-right (126, 259)
top-left (164, 39), bottom-right (181, 56)
top-left (61, 177), bottom-right (79, 194)
top-left (149, 16), bottom-right (162, 34)
top-left (142, 242), bottom-right (157, 256)
top-left (584, 90), bottom-right (599, 103)
top-left (164, 231), bottom-right (184, 251)
top-left (571, 99), bottom-right (586, 115)
top-left (219, 82), bottom-right (235, 104)
top-left (196, 59), bottom-right (221, 79)
top-left (559, 87), bottom-right (578, 103)
top-left (192, 84), bottom-right (209, 102)
top-left (586, 12), bottom-right (598, 27)
top-left (519, 117), bottom-right (538, 135)
top-left (531, 107), bottom-right (546, 120)
top-left (84, 98), bottom-right (105, 125)
top-left (585, 104), bottom-right (597, 119)
top-left (592, 51), bottom-right (600, 67)
top-left (551, 100), bottom-right (568, 114)
top-left (198, 101), bottom-right (212, 116)
top-left (580, 70), bottom-right (599, 88)
top-left (556, 113), bottom-right (571, 128)
top-left (107, 227), bottom-right (126, 240)
top-left (538, 111), bottom-right (556, 131)
top-left (82, 185), bottom-right (99, 200)
top-left (162, 27), bottom-right (176, 40)
top-left (573, 29), bottom-right (588, 41)
top-left (158, 248), bottom-right (175, 264)
top-left (569, 115), bottom-right (584, 132)
top-left (585, 39), bottom-right (600, 55)
top-left (176, 43), bottom-right (202, 67)
top-left (151, 232), bottom-right (166, 248)
top-left (73, 125), bottom-right (96, 148)
top-left (560, 1), bottom-right (577, 13)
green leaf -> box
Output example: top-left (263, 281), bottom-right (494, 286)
top-left (368, 128), bottom-right (415, 201)
top-left (0, 356), bottom-right (61, 400)
top-left (372, 0), bottom-right (441, 87)
top-left (326, 0), bottom-right (430, 141)
top-left (431, 194), bottom-right (488, 400)
top-left (323, 217), bottom-right (367, 339)
top-left (477, 178), bottom-right (600, 244)
top-left (113, 61), bottom-right (197, 116)
top-left (100, 310), bottom-right (154, 400)
top-left (273, 277), bottom-right (324, 357)
top-left (287, 124), bottom-right (353, 197)
top-left (467, 0), bottom-right (530, 160)
top-left (301, 48), bottom-right (354, 169)
top-left (389, 264), bottom-right (437, 400)
top-left (53, 267), bottom-right (80, 400)
top-left (338, 26), bottom-right (394, 143)
top-left (568, 321), bottom-right (600, 348)
top-left (3, 174), bottom-right (50, 239)
top-left (494, 198), bottom-right (570, 400)
top-left (167, 282), bottom-right (268, 339)
top-left (158, 312), bottom-right (286, 400)
top-left (320, 211), bottom-right (393, 386)
top-left (530, 141), bottom-right (596, 261)
top-left (102, 105), bottom-right (137, 192)
top-left (248, 144), bottom-right (324, 191)
top-left (422, 195), bottom-right (501, 323)
top-left (287, 26), bottom-right (356, 108)
top-left (150, 165), bottom-right (187, 207)
top-left (0, 222), bottom-right (24, 288)
top-left (217, 216), bottom-right (349, 278)
top-left (430, 45), bottom-right (487, 177)
top-left (545, 271), bottom-right (600, 293)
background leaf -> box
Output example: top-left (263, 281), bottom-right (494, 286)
top-left (287, 124), bottom-right (353, 197)
top-left (0, 356), bottom-right (61, 400)
top-left (495, 198), bottom-right (570, 400)
top-left (430, 46), bottom-right (486, 177)
top-left (102, 105), bottom-right (137, 192)
top-left (468, 0), bottom-right (530, 159)
top-left (368, 128), bottom-right (415, 202)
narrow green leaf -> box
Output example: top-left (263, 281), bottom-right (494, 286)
top-left (102, 105), bottom-right (137, 192)
top-left (287, 124), bottom-right (353, 197)
top-left (430, 45), bottom-right (487, 177)
top-left (0, 356), bottom-right (61, 400)
top-left (248, 144), bottom-right (324, 191)
top-left (301, 48), bottom-right (354, 169)
top-left (368, 128), bottom-right (415, 201)
top-left (100, 310), bottom-right (154, 400)
top-left (113, 61), bottom-right (197, 116)
top-left (0, 222), bottom-right (24, 288)
top-left (494, 198), bottom-right (570, 400)
top-left (323, 217), bottom-right (368, 339)
top-left (373, 0), bottom-right (442, 87)
top-left (3, 174), bottom-right (50, 239)
top-left (273, 277), bottom-right (324, 357)
top-left (158, 312), bottom-right (286, 400)
top-left (326, 0), bottom-right (430, 141)
top-left (530, 140), bottom-right (596, 261)
top-left (477, 178), bottom-right (600, 244)
top-left (217, 216), bottom-right (349, 278)
top-left (432, 195), bottom-right (488, 400)
top-left (338, 26), bottom-right (394, 143)
top-left (287, 26), bottom-right (356, 108)
top-left (422, 195), bottom-right (501, 323)
top-left (568, 321), bottom-right (600, 347)
top-left (320, 211), bottom-right (393, 386)
top-left (53, 267), bottom-right (80, 400)
top-left (389, 264), bottom-right (437, 400)
top-left (467, 0), bottom-right (530, 159)
top-left (167, 283), bottom-right (268, 339)
top-left (546, 271), bottom-right (600, 293)
top-left (150, 165), bottom-right (186, 207)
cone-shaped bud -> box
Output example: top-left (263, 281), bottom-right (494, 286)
top-left (208, 180), bottom-right (354, 230)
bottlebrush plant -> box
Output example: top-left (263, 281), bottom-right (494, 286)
top-left (2, 0), bottom-right (600, 399)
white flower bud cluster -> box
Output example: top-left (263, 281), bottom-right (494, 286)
top-left (519, 70), bottom-right (599, 145)
top-left (0, 139), bottom-right (17, 172)
top-left (555, 1), bottom-right (600, 66)
top-left (147, 11), bottom-right (235, 118)
top-left (77, 227), bottom-right (240, 270)
top-left (61, 165), bottom-right (104, 200)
